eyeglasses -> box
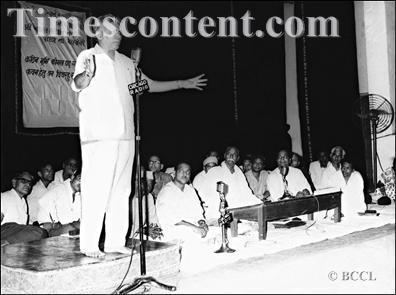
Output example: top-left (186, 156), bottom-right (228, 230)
top-left (15, 178), bottom-right (33, 184)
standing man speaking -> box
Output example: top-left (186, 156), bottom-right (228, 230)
top-left (71, 14), bottom-right (207, 258)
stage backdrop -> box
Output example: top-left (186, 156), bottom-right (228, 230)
top-left (19, 1), bottom-right (86, 128)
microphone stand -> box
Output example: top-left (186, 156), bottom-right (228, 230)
top-left (118, 66), bottom-right (176, 294)
top-left (215, 182), bottom-right (235, 253)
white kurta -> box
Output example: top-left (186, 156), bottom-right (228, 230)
top-left (266, 167), bottom-right (312, 201)
top-left (71, 44), bottom-right (136, 142)
top-left (192, 170), bottom-right (206, 191)
top-left (328, 171), bottom-right (366, 217)
top-left (71, 44), bottom-right (136, 252)
top-left (26, 180), bottom-right (56, 224)
top-left (156, 182), bottom-right (205, 241)
top-left (245, 170), bottom-right (269, 197)
top-left (318, 164), bottom-right (344, 189)
top-left (53, 170), bottom-right (66, 186)
top-left (309, 161), bottom-right (330, 190)
top-left (37, 179), bottom-right (81, 225)
top-left (198, 162), bottom-right (262, 220)
top-left (1, 189), bottom-right (28, 225)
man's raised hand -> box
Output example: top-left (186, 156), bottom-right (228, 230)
top-left (180, 74), bottom-right (208, 91)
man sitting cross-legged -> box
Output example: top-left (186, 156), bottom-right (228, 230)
top-left (197, 146), bottom-right (262, 222)
top-left (37, 172), bottom-right (81, 238)
top-left (264, 150), bottom-right (312, 202)
top-left (245, 155), bottom-right (269, 200)
top-left (130, 166), bottom-right (162, 241)
top-left (156, 163), bottom-right (209, 243)
top-left (27, 162), bottom-right (56, 225)
top-left (1, 172), bottom-right (48, 246)
top-left (309, 150), bottom-right (330, 191)
top-left (193, 155), bottom-right (218, 193)
top-left (317, 146), bottom-right (346, 190)
top-left (329, 158), bottom-right (366, 218)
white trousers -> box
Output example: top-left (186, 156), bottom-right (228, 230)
top-left (80, 139), bottom-right (134, 252)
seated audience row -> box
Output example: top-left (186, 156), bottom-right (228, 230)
top-left (2, 146), bottom-right (385, 246)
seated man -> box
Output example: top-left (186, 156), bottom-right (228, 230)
top-left (329, 158), bottom-right (366, 217)
top-left (207, 150), bottom-right (220, 162)
top-left (27, 162), bottom-right (55, 225)
top-left (381, 157), bottom-right (395, 201)
top-left (197, 146), bottom-right (262, 222)
top-left (1, 172), bottom-right (48, 245)
top-left (192, 155), bottom-right (218, 192)
top-left (146, 155), bottom-right (173, 201)
top-left (309, 150), bottom-right (330, 190)
top-left (291, 152), bottom-right (315, 192)
top-left (317, 146), bottom-right (345, 190)
top-left (37, 172), bottom-right (81, 237)
top-left (156, 163), bottom-right (208, 242)
top-left (130, 166), bottom-right (161, 240)
top-left (53, 157), bottom-right (79, 186)
top-left (245, 155), bottom-right (269, 200)
top-left (265, 150), bottom-right (312, 201)
top-left (239, 154), bottom-right (253, 173)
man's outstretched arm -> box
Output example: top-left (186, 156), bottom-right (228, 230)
top-left (142, 73), bottom-right (207, 93)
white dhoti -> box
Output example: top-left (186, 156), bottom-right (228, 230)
top-left (80, 139), bottom-right (134, 252)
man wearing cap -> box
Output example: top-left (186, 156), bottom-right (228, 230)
top-left (193, 155), bottom-right (218, 192)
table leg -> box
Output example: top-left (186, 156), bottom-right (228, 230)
top-left (258, 206), bottom-right (267, 240)
top-left (334, 200), bottom-right (341, 222)
top-left (230, 219), bottom-right (239, 237)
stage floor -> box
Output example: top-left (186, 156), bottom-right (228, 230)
top-left (1, 203), bottom-right (394, 294)
top-left (1, 237), bottom-right (181, 294)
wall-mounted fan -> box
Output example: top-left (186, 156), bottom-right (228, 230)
top-left (356, 93), bottom-right (394, 189)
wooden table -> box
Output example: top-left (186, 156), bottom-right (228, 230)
top-left (229, 191), bottom-right (342, 240)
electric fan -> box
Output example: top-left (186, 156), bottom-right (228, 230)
top-left (356, 93), bottom-right (394, 188)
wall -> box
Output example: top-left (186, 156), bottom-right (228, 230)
top-left (1, 1), bottom-right (365, 190)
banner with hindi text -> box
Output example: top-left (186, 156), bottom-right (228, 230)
top-left (19, 1), bottom-right (87, 128)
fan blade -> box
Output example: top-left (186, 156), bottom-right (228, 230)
top-left (370, 109), bottom-right (392, 116)
top-left (357, 109), bottom-right (392, 119)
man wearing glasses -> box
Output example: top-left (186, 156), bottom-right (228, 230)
top-left (146, 155), bottom-right (173, 201)
top-left (1, 172), bottom-right (48, 246)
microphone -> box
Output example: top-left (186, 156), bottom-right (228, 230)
top-left (131, 47), bottom-right (142, 81)
top-left (84, 54), bottom-right (96, 78)
top-left (128, 47), bottom-right (149, 96)
top-left (91, 55), bottom-right (96, 77)
top-left (131, 47), bottom-right (142, 67)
